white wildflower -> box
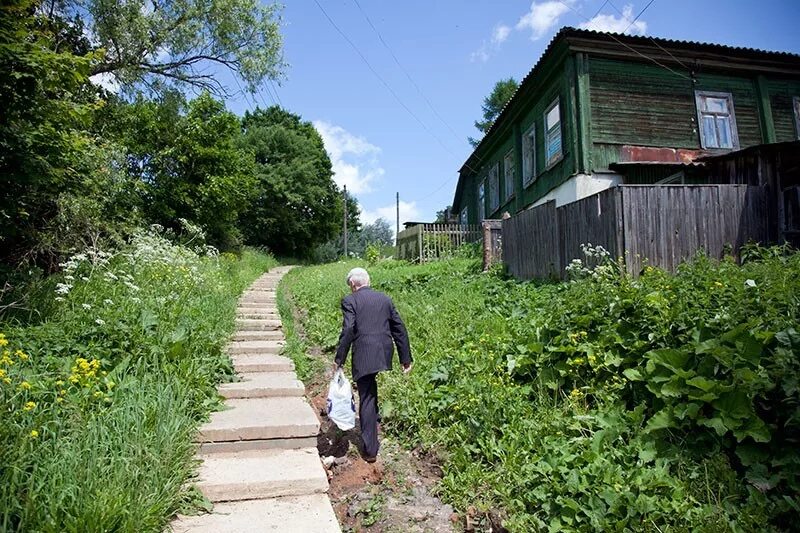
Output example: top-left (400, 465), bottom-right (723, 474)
top-left (103, 299), bottom-right (113, 305)
top-left (81, 276), bottom-right (90, 282)
top-left (55, 297), bottom-right (65, 302)
top-left (82, 303), bottom-right (92, 310)
top-left (55, 283), bottom-right (72, 295)
top-left (744, 279), bottom-right (757, 288)
top-left (95, 318), bottom-right (106, 326)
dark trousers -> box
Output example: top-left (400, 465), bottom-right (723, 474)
top-left (356, 373), bottom-right (379, 458)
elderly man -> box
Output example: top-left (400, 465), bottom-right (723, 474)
top-left (334, 267), bottom-right (412, 462)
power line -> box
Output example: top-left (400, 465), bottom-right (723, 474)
top-left (556, 0), bottom-right (692, 81)
top-left (351, 0), bottom-right (462, 143)
top-left (313, 0), bottom-right (481, 205)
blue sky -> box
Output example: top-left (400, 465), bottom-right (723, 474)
top-left (223, 0), bottom-right (800, 230)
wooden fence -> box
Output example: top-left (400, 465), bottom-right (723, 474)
top-left (396, 223), bottom-right (481, 262)
top-left (503, 185), bottom-right (770, 280)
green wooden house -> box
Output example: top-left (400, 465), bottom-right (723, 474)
top-left (452, 27), bottom-right (800, 224)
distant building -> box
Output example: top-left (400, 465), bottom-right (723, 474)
top-left (453, 27), bottom-right (800, 224)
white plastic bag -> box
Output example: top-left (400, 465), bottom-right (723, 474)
top-left (326, 369), bottom-right (356, 431)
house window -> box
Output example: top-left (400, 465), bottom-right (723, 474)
top-left (478, 179), bottom-right (486, 221)
top-left (503, 149), bottom-right (515, 200)
top-left (794, 96), bottom-right (800, 139)
top-left (489, 163), bottom-right (500, 212)
top-left (460, 206), bottom-right (468, 225)
top-left (695, 91), bottom-right (739, 149)
top-left (522, 124), bottom-right (536, 185)
top-left (545, 99), bottom-right (562, 166)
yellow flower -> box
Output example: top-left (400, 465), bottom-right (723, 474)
top-left (714, 281), bottom-right (723, 288)
top-left (19, 381), bottom-right (31, 390)
top-left (93, 391), bottom-right (103, 399)
top-left (69, 375), bottom-right (79, 384)
top-left (15, 350), bottom-right (28, 361)
top-left (2, 377), bottom-right (10, 385)
top-left (29, 430), bottom-right (39, 438)
top-left (0, 336), bottom-right (7, 347)
top-left (59, 389), bottom-right (66, 396)
top-left (55, 380), bottom-right (64, 387)
top-left (56, 397), bottom-right (64, 403)
top-left (569, 388), bottom-right (583, 399)
top-left (23, 401), bottom-right (36, 411)
top-left (0, 369), bottom-right (5, 379)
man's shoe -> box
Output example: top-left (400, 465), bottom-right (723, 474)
top-left (364, 456), bottom-right (377, 463)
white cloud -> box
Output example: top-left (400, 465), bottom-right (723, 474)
top-left (492, 24), bottom-right (512, 44)
top-left (471, 23), bottom-right (513, 63)
top-left (89, 72), bottom-right (120, 93)
top-left (313, 121), bottom-right (384, 195)
top-left (362, 200), bottom-right (421, 237)
top-left (579, 4), bottom-right (647, 34)
top-left (516, 0), bottom-right (574, 40)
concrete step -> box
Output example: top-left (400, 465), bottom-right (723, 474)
top-left (231, 330), bottom-right (284, 342)
top-left (219, 372), bottom-right (303, 399)
top-left (235, 318), bottom-right (281, 331)
top-left (232, 353), bottom-right (294, 373)
top-left (236, 310), bottom-right (279, 319)
top-left (239, 297), bottom-right (277, 306)
top-left (172, 495), bottom-right (341, 533)
top-left (238, 301), bottom-right (278, 309)
top-left (199, 436), bottom-right (317, 454)
top-left (198, 397), bottom-right (318, 445)
top-left (228, 340), bottom-right (284, 355)
top-left (242, 290), bottom-right (276, 297)
top-left (195, 448), bottom-right (328, 502)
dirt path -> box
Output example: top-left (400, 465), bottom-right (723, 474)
top-left (288, 295), bottom-right (456, 532)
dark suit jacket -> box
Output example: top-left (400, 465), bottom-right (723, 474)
top-left (334, 287), bottom-right (412, 381)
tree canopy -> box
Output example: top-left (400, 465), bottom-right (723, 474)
top-left (469, 77), bottom-right (519, 147)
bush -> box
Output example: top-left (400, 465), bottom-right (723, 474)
top-left (0, 228), bottom-right (276, 531)
top-left (284, 247), bottom-right (800, 531)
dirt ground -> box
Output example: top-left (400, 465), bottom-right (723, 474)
top-left (307, 370), bottom-right (458, 533)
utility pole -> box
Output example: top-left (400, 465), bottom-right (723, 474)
top-left (395, 191), bottom-right (400, 245)
top-left (343, 185), bottom-right (348, 258)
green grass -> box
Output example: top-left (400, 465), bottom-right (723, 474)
top-left (0, 229), bottom-right (276, 532)
top-left (283, 248), bottom-right (800, 532)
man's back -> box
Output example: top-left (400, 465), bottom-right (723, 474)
top-left (334, 287), bottom-right (411, 381)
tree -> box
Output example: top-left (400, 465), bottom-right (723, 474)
top-left (47, 0), bottom-right (285, 96)
top-left (358, 218), bottom-right (393, 247)
top-left (469, 77), bottom-right (519, 147)
top-left (109, 92), bottom-right (256, 249)
top-left (435, 206), bottom-right (452, 223)
top-left (239, 106), bottom-right (341, 257)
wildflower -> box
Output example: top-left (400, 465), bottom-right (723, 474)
top-left (81, 276), bottom-right (90, 282)
top-left (64, 275), bottom-right (75, 281)
top-left (103, 299), bottom-right (113, 305)
top-left (59, 389), bottom-right (66, 396)
top-left (19, 381), bottom-right (31, 390)
top-left (23, 401), bottom-right (36, 411)
top-left (95, 318), bottom-right (106, 326)
top-left (744, 279), bottom-right (757, 288)
top-left (93, 391), bottom-right (103, 399)
top-left (714, 281), bottom-right (723, 288)
top-left (56, 397), bottom-right (64, 403)
top-left (15, 350), bottom-right (28, 361)
top-left (569, 388), bottom-right (583, 400)
top-left (55, 380), bottom-right (64, 386)
top-left (2, 378), bottom-right (10, 385)
top-left (29, 430), bottom-right (39, 438)
top-left (82, 303), bottom-right (92, 310)
top-left (55, 283), bottom-right (72, 295)
top-left (55, 297), bottom-right (65, 302)
top-left (0, 369), bottom-right (4, 378)
top-left (0, 333), bottom-right (7, 347)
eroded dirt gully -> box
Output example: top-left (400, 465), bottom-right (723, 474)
top-left (286, 289), bottom-right (457, 532)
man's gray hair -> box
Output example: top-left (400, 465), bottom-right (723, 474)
top-left (346, 267), bottom-right (370, 289)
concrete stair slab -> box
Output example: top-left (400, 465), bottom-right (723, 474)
top-left (232, 353), bottom-right (294, 373)
top-left (235, 318), bottom-right (281, 331)
top-left (199, 436), bottom-right (317, 454)
top-left (172, 495), bottom-right (341, 533)
top-left (219, 372), bottom-right (303, 399)
top-left (231, 330), bottom-right (284, 342)
top-left (228, 340), bottom-right (284, 355)
top-left (198, 397), bottom-right (318, 444)
top-left (195, 448), bottom-right (328, 502)
top-left (236, 310), bottom-right (279, 319)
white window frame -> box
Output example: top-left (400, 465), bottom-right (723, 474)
top-left (460, 206), bottom-right (468, 225)
top-left (695, 90), bottom-right (740, 150)
top-left (522, 124), bottom-right (536, 186)
top-left (478, 178), bottom-right (486, 221)
top-left (544, 98), bottom-right (562, 167)
top-left (794, 96), bottom-right (800, 140)
top-left (503, 149), bottom-right (515, 201)
top-left (488, 162), bottom-right (500, 212)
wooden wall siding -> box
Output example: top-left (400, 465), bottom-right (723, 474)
top-left (622, 186), bottom-right (768, 273)
top-left (502, 185), bottom-right (768, 279)
top-left (589, 58), bottom-right (698, 148)
top-left (768, 79), bottom-right (800, 142)
top-left (503, 201), bottom-right (560, 279)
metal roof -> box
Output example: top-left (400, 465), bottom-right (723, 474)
top-left (457, 26), bottom-right (800, 188)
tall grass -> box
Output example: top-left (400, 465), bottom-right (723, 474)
top-left (0, 230), bottom-right (276, 532)
top-left (284, 250), bottom-right (800, 532)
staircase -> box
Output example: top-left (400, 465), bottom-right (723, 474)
top-left (172, 267), bottom-right (340, 532)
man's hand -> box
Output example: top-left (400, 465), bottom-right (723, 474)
top-left (332, 362), bottom-right (342, 373)
top-left (402, 362), bottom-right (413, 374)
